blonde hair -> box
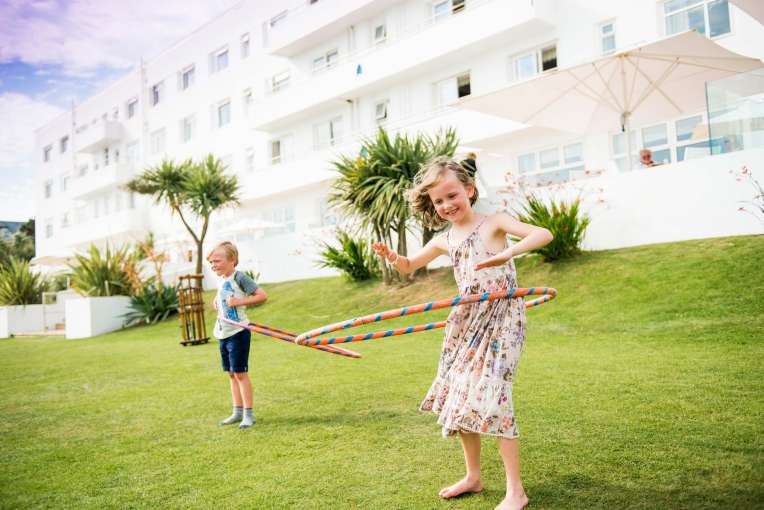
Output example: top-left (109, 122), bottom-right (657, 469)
top-left (206, 241), bottom-right (239, 266)
top-left (407, 156), bottom-right (479, 228)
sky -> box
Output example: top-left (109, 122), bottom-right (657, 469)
top-left (0, 0), bottom-right (241, 222)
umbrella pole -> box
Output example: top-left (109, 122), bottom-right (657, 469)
top-left (622, 111), bottom-right (633, 171)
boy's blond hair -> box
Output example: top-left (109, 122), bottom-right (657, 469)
top-left (206, 241), bottom-right (239, 266)
top-left (407, 156), bottom-right (479, 228)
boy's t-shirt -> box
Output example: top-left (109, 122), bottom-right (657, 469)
top-left (213, 270), bottom-right (259, 339)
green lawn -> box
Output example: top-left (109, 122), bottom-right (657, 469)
top-left (1, 236), bottom-right (762, 510)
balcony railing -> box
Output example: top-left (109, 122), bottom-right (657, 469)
top-left (75, 119), bottom-right (124, 153)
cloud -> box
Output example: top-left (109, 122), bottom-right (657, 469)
top-left (0, 93), bottom-right (63, 221)
top-left (0, 0), bottom-right (241, 76)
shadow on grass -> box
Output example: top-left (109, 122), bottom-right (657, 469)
top-left (526, 472), bottom-right (764, 510)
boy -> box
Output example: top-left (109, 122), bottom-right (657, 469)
top-left (207, 241), bottom-right (268, 429)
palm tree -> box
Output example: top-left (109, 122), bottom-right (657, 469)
top-left (330, 127), bottom-right (458, 283)
top-left (126, 155), bottom-right (240, 275)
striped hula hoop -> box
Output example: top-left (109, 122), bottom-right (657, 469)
top-left (295, 287), bottom-right (557, 347)
top-left (222, 318), bottom-right (361, 359)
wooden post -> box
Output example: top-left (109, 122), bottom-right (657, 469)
top-left (178, 274), bottom-right (209, 346)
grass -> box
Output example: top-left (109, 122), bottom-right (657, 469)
top-left (0, 235), bottom-right (762, 509)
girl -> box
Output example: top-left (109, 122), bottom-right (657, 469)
top-left (372, 157), bottom-right (552, 510)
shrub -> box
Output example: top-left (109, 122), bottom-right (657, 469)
top-left (123, 283), bottom-right (180, 326)
top-left (69, 245), bottom-right (134, 297)
top-left (516, 194), bottom-right (590, 261)
top-left (317, 229), bottom-right (380, 281)
top-left (0, 258), bottom-right (48, 305)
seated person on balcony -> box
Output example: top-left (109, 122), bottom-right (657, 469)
top-left (638, 149), bottom-right (660, 168)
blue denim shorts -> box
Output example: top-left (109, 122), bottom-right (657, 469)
top-left (219, 328), bottom-right (251, 372)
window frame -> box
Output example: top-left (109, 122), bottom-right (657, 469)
top-left (181, 64), bottom-right (196, 90)
top-left (508, 43), bottom-right (558, 82)
top-left (217, 100), bottom-right (232, 128)
top-left (151, 81), bottom-right (164, 107)
top-left (663, 0), bottom-right (732, 39)
top-left (599, 20), bottom-right (617, 55)
top-left (126, 98), bottom-right (138, 119)
top-left (240, 33), bottom-right (250, 59)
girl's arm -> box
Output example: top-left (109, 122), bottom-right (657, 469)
top-left (372, 236), bottom-right (448, 275)
top-left (474, 213), bottom-right (553, 270)
top-left (228, 288), bottom-right (268, 307)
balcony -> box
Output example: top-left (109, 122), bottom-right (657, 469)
top-left (69, 163), bottom-right (136, 199)
top-left (64, 209), bottom-right (149, 249)
top-left (240, 152), bottom-right (337, 201)
top-left (75, 120), bottom-right (124, 153)
top-left (265, 0), bottom-right (399, 57)
top-left (253, 0), bottom-right (554, 131)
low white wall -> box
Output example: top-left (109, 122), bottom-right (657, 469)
top-left (65, 296), bottom-right (132, 339)
top-left (0, 305), bottom-right (43, 338)
top-left (490, 149), bottom-right (764, 250)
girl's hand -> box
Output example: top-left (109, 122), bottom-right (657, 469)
top-left (474, 249), bottom-right (513, 271)
top-left (372, 242), bottom-right (398, 264)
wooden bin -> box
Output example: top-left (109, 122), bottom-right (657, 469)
top-left (178, 274), bottom-right (209, 346)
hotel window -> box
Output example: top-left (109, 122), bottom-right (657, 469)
top-left (432, 0), bottom-right (450, 21)
top-left (180, 115), bottom-right (196, 143)
top-left (373, 23), bottom-right (387, 45)
top-left (675, 114), bottom-right (708, 161)
top-left (127, 98), bottom-right (138, 118)
top-left (599, 20), bottom-right (616, 54)
top-left (312, 49), bottom-right (339, 72)
top-left (180, 65), bottom-right (195, 90)
top-left (664, 0), bottom-right (730, 38)
top-left (517, 142), bottom-right (585, 186)
top-left (271, 70), bottom-right (290, 92)
top-left (242, 88), bottom-right (253, 117)
top-left (78, 164), bottom-right (88, 177)
top-left (60, 212), bottom-right (70, 229)
top-left (44, 180), bottom-right (53, 199)
top-left (241, 33), bottom-right (250, 59)
top-left (60, 136), bottom-right (69, 153)
top-left (151, 81), bottom-right (164, 106)
top-left (209, 46), bottom-right (229, 74)
top-left (126, 141), bottom-right (139, 165)
top-left (112, 107), bottom-right (119, 120)
top-left (375, 99), bottom-right (389, 124)
top-left (43, 145), bottom-right (52, 162)
top-left (313, 117), bottom-right (343, 149)
top-left (642, 123), bottom-right (672, 165)
top-left (217, 100), bottom-right (231, 127)
top-left (60, 173), bottom-right (69, 192)
top-left (612, 130), bottom-right (639, 172)
top-left (245, 147), bottom-right (255, 172)
top-left (509, 44), bottom-right (557, 82)
top-left (150, 128), bottom-right (166, 155)
top-left (45, 218), bottom-right (53, 238)
top-left (261, 206), bottom-right (296, 236)
top-left (435, 72), bottom-right (471, 106)
top-left (271, 139), bottom-right (282, 165)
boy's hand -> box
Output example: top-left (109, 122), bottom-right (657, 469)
top-left (226, 296), bottom-right (240, 307)
top-left (474, 250), bottom-right (513, 271)
top-left (372, 242), bottom-right (397, 263)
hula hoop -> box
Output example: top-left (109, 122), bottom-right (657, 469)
top-left (295, 287), bottom-right (557, 347)
top-left (221, 318), bottom-right (361, 359)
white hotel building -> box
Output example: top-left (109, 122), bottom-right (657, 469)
top-left (33, 0), bottom-right (764, 284)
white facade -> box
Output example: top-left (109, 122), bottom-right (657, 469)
top-left (33, 0), bottom-right (764, 284)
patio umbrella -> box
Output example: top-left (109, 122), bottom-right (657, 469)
top-left (729, 0), bottom-right (764, 24)
top-left (459, 30), bottom-right (762, 169)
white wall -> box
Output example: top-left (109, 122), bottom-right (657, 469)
top-left (65, 296), bottom-right (132, 339)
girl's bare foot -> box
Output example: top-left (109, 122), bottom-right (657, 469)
top-left (438, 477), bottom-right (483, 498)
top-left (495, 492), bottom-right (529, 510)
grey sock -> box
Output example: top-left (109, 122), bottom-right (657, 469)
top-left (219, 406), bottom-right (243, 426)
top-left (239, 408), bottom-right (255, 429)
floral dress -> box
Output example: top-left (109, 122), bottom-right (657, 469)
top-left (420, 218), bottom-right (527, 438)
